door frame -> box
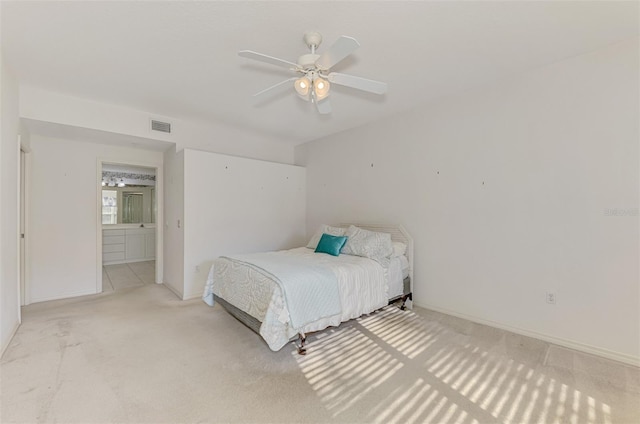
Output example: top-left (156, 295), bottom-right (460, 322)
top-left (96, 159), bottom-right (164, 293)
top-left (19, 138), bottom-right (31, 307)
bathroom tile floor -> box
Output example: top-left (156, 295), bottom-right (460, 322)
top-left (102, 260), bottom-right (156, 291)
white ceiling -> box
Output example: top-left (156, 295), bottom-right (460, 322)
top-left (2, 1), bottom-right (638, 145)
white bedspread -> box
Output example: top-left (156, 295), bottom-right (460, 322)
top-left (220, 252), bottom-right (341, 329)
top-left (203, 247), bottom-right (389, 351)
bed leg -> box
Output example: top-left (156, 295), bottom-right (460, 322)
top-left (400, 293), bottom-right (413, 310)
top-left (296, 333), bottom-right (307, 355)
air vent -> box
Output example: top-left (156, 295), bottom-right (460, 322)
top-left (151, 120), bottom-right (171, 133)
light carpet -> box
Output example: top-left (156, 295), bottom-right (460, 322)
top-left (1, 283), bottom-right (638, 423)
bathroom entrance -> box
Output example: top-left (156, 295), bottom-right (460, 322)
top-left (99, 162), bottom-right (161, 292)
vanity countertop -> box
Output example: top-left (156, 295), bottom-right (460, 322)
top-left (103, 224), bottom-right (156, 230)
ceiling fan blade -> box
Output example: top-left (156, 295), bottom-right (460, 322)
top-left (327, 72), bottom-right (388, 95)
top-left (238, 50), bottom-right (300, 71)
top-left (314, 96), bottom-right (332, 115)
top-left (252, 77), bottom-right (297, 102)
top-left (315, 36), bottom-right (360, 70)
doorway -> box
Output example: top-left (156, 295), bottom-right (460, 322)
top-left (97, 160), bottom-right (163, 293)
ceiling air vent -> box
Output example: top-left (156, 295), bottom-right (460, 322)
top-left (151, 119), bottom-right (171, 134)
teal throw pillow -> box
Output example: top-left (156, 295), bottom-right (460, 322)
top-left (315, 233), bottom-right (348, 257)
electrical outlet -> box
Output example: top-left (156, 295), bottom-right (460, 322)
top-left (195, 265), bottom-right (200, 273)
top-left (546, 291), bottom-right (556, 304)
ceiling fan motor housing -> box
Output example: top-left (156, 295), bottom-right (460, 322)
top-left (297, 53), bottom-right (321, 69)
top-left (303, 31), bottom-right (322, 49)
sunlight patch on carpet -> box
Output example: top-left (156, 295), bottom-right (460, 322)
top-left (294, 306), bottom-right (613, 424)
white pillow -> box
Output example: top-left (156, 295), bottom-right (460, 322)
top-left (306, 225), bottom-right (346, 249)
top-left (391, 241), bottom-right (407, 258)
top-left (342, 225), bottom-right (393, 260)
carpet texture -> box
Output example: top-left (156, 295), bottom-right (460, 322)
top-left (1, 283), bottom-right (638, 423)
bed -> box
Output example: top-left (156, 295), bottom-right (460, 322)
top-left (202, 223), bottom-right (413, 354)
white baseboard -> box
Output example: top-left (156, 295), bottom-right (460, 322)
top-left (183, 292), bottom-right (203, 301)
top-left (416, 301), bottom-right (640, 368)
top-left (0, 321), bottom-right (21, 359)
top-left (162, 282), bottom-right (183, 300)
top-left (30, 289), bottom-right (99, 304)
top-left (103, 258), bottom-right (155, 266)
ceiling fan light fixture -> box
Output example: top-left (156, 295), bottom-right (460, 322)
top-left (240, 32), bottom-right (386, 113)
top-left (294, 76), bottom-right (311, 99)
top-left (314, 77), bottom-right (330, 101)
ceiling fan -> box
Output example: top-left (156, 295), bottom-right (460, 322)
top-left (239, 31), bottom-right (388, 114)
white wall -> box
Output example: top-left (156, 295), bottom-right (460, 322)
top-left (295, 38), bottom-right (639, 365)
top-left (28, 135), bottom-right (163, 303)
top-left (0, 48), bottom-right (21, 355)
top-left (162, 146), bottom-right (184, 298)
top-left (18, 85), bottom-right (301, 302)
top-left (181, 149), bottom-right (306, 299)
top-left (20, 86), bottom-right (295, 165)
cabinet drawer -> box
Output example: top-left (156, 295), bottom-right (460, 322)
top-left (103, 229), bottom-right (125, 237)
top-left (103, 235), bottom-right (125, 245)
top-left (103, 252), bottom-right (125, 262)
top-left (103, 243), bottom-right (125, 253)
top-left (125, 228), bottom-right (154, 236)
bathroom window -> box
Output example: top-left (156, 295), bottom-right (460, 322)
top-left (102, 190), bottom-right (118, 224)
